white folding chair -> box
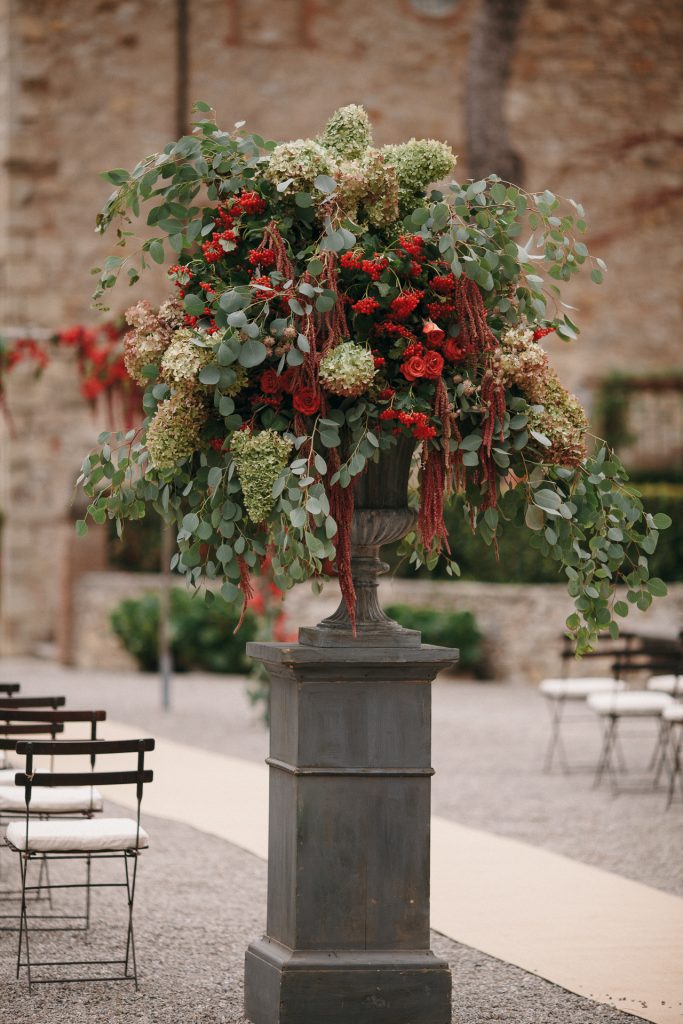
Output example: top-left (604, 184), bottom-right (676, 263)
top-left (587, 691), bottom-right (674, 791)
top-left (539, 677), bottom-right (625, 772)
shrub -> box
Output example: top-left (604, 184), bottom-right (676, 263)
top-left (384, 604), bottom-right (483, 675)
top-left (110, 589), bottom-right (257, 673)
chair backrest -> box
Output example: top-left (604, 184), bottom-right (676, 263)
top-left (0, 696), bottom-right (66, 710)
top-left (612, 646), bottom-right (683, 682)
top-left (0, 722), bottom-right (65, 752)
top-left (0, 683), bottom-right (20, 696)
top-left (14, 738), bottom-right (155, 851)
top-left (0, 710), bottom-right (106, 768)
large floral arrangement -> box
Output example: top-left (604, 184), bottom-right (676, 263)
top-left (80, 104), bottom-right (670, 651)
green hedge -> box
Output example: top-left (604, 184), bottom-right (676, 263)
top-left (391, 483), bottom-right (683, 584)
top-left (384, 605), bottom-right (484, 675)
top-left (111, 589), bottom-right (257, 673)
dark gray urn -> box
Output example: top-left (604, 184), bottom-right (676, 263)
top-left (244, 436), bottom-right (457, 1024)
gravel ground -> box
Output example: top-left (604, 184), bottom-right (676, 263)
top-left (0, 656), bottom-right (679, 1022)
top-left (0, 810), bottom-right (642, 1024)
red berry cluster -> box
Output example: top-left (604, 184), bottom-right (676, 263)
top-left (431, 273), bottom-right (457, 295)
top-left (216, 189), bottom-right (267, 230)
top-left (247, 248), bottom-right (276, 268)
top-left (533, 326), bottom-right (556, 340)
top-left (379, 408), bottom-right (436, 441)
top-left (340, 251), bottom-right (389, 281)
top-left (390, 289), bottom-right (424, 320)
top-left (352, 297), bottom-right (381, 315)
top-left (427, 300), bottom-right (456, 322)
top-left (202, 228), bottom-right (237, 264)
top-left (398, 235), bottom-right (425, 260)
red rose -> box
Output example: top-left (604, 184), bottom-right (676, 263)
top-left (401, 355), bottom-right (427, 382)
top-left (293, 387), bottom-right (320, 416)
top-left (260, 369), bottom-right (280, 394)
top-left (422, 320), bottom-right (445, 348)
top-left (423, 350), bottom-right (444, 380)
top-left (443, 338), bottom-right (466, 363)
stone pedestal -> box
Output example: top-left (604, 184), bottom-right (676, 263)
top-left (244, 641), bottom-right (456, 1024)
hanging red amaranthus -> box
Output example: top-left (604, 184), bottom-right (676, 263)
top-left (325, 446), bottom-right (356, 630)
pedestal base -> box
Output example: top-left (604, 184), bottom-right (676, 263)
top-left (245, 938), bottom-right (452, 1024)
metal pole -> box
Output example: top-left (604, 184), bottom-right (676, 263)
top-left (159, 523), bottom-right (174, 712)
top-left (157, 0), bottom-right (188, 712)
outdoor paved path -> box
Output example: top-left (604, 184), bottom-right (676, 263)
top-left (1, 657), bottom-right (682, 1023)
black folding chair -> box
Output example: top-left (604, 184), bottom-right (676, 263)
top-left (7, 737), bottom-right (154, 989)
top-left (0, 711), bottom-right (106, 930)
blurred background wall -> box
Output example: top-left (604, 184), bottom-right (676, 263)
top-left (1, 0), bottom-right (682, 666)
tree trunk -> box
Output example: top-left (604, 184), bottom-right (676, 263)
top-left (465, 0), bottom-right (527, 184)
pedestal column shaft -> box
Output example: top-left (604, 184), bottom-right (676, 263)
top-left (244, 642), bottom-right (456, 1024)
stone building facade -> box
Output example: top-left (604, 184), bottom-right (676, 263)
top-left (1, 0), bottom-right (682, 654)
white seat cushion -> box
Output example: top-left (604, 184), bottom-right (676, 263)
top-left (0, 785), bottom-right (103, 814)
top-left (540, 678), bottom-right (625, 700)
top-left (587, 692), bottom-right (674, 717)
top-left (663, 704), bottom-right (683, 723)
top-left (5, 817), bottom-right (149, 853)
top-left (648, 675), bottom-right (683, 696)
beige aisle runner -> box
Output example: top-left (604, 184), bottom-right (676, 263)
top-left (82, 721), bottom-right (683, 1024)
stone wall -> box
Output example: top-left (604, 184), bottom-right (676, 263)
top-left (1, 0), bottom-right (682, 654)
top-left (72, 571), bottom-right (683, 684)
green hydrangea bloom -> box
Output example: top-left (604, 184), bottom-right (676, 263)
top-left (146, 390), bottom-right (207, 469)
top-left (161, 329), bottom-right (214, 385)
top-left (529, 373), bottom-right (588, 467)
top-left (319, 342), bottom-right (376, 398)
top-left (231, 429), bottom-right (293, 523)
top-left (357, 150), bottom-right (399, 228)
top-left (381, 138), bottom-right (456, 213)
top-left (320, 104), bottom-right (372, 160)
top-left (265, 139), bottom-right (336, 193)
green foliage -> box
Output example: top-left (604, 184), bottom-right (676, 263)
top-left (384, 605), bottom-right (483, 674)
top-left (393, 482), bottom-right (683, 584)
top-left (110, 588), bottom-right (257, 673)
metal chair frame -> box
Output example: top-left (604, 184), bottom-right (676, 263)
top-left (0, 710), bottom-right (106, 929)
top-left (7, 737), bottom-right (154, 990)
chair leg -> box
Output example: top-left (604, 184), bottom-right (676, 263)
top-left (85, 853), bottom-right (92, 931)
top-left (17, 854), bottom-right (32, 991)
top-left (124, 853), bottom-right (139, 989)
top-left (594, 716), bottom-right (618, 789)
top-left (666, 725), bottom-right (682, 810)
top-left (653, 720), bottom-right (671, 788)
top-left (544, 698), bottom-right (569, 773)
